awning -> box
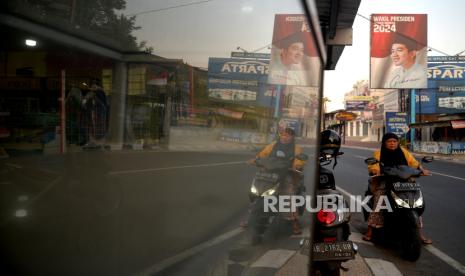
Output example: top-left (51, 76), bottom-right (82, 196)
top-left (409, 121), bottom-right (451, 128)
top-left (451, 120), bottom-right (465, 129)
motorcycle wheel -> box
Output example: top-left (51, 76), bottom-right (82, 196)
top-left (247, 198), bottom-right (267, 245)
top-left (401, 227), bottom-right (422, 262)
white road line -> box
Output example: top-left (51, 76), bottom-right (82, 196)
top-left (430, 171), bottom-right (465, 182)
top-left (251, 249), bottom-right (296, 268)
top-left (134, 227), bottom-right (244, 276)
top-left (354, 155), bottom-right (367, 159)
top-left (364, 258), bottom-right (403, 276)
top-left (337, 187), bottom-right (465, 275)
top-left (424, 245), bottom-right (465, 274)
top-left (109, 161), bottom-right (246, 175)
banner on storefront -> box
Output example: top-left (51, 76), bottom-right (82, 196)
top-left (268, 14), bottom-right (319, 87)
top-left (370, 14), bottom-right (428, 89)
top-left (437, 91), bottom-right (465, 113)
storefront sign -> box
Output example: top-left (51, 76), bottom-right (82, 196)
top-left (385, 112), bottom-right (409, 136)
top-left (415, 91), bottom-right (436, 114)
top-left (437, 91), bottom-right (465, 113)
top-left (231, 52), bottom-right (270, 60)
top-left (335, 111), bottom-right (357, 121)
top-left (208, 58), bottom-right (268, 104)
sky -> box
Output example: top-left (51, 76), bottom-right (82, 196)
top-left (123, 0), bottom-right (465, 112)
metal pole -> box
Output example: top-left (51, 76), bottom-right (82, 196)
top-left (60, 69), bottom-right (66, 154)
top-left (410, 89), bottom-right (416, 150)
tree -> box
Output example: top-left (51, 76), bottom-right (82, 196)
top-left (16, 0), bottom-right (149, 51)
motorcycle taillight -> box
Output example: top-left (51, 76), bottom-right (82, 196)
top-left (323, 237), bottom-right (337, 243)
top-left (316, 209), bottom-right (336, 225)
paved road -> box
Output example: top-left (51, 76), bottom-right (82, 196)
top-left (0, 150), bottom-right (257, 275)
top-left (336, 146), bottom-right (465, 276)
top-left (1, 146), bottom-right (464, 275)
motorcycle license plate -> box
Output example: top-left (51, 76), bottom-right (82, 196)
top-left (393, 182), bottom-right (421, 191)
top-left (301, 240), bottom-right (355, 261)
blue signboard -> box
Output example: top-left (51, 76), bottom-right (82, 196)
top-left (208, 58), bottom-right (269, 105)
top-left (415, 91), bottom-right (436, 114)
top-left (385, 112), bottom-right (409, 136)
top-left (451, 142), bottom-right (465, 154)
top-left (427, 63), bottom-right (465, 91)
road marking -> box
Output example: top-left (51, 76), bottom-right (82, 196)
top-left (424, 245), bottom-right (465, 274)
top-left (337, 186), bottom-right (465, 275)
top-left (251, 249), bottom-right (296, 268)
top-left (354, 155), bottom-right (367, 159)
top-left (364, 258), bottom-right (403, 276)
top-left (134, 227), bottom-right (244, 276)
top-left (429, 171), bottom-right (465, 182)
top-left (109, 161), bottom-right (246, 175)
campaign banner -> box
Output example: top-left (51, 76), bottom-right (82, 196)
top-left (385, 112), bottom-right (409, 136)
top-left (268, 14), bottom-right (320, 87)
top-left (208, 58), bottom-right (269, 104)
top-left (370, 14), bottom-right (427, 89)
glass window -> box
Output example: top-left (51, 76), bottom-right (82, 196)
top-left (0, 1), bottom-right (323, 275)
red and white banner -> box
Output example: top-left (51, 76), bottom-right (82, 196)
top-left (370, 14), bottom-right (427, 89)
top-left (268, 14), bottom-right (320, 87)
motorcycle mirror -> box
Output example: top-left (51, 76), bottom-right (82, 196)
top-left (422, 156), bottom-right (434, 163)
top-left (295, 153), bottom-right (308, 161)
top-left (364, 157), bottom-right (378, 165)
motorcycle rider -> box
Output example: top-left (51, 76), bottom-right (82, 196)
top-left (363, 132), bottom-right (432, 244)
top-left (245, 127), bottom-right (306, 234)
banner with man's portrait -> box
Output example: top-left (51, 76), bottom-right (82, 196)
top-left (268, 14), bottom-right (320, 87)
top-left (370, 14), bottom-right (427, 89)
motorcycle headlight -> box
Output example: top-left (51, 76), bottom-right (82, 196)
top-left (391, 191), bottom-right (410, 208)
top-left (262, 188), bottom-right (276, 196)
top-left (413, 195), bottom-right (423, 208)
top-left (250, 185), bottom-right (259, 195)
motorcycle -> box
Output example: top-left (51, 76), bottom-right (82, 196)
top-left (363, 156), bottom-right (433, 261)
top-left (247, 154), bottom-right (307, 244)
top-left (305, 150), bottom-right (357, 276)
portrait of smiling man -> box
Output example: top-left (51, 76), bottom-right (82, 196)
top-left (384, 35), bottom-right (427, 88)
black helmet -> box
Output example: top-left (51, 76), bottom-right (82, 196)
top-left (320, 129), bottom-right (341, 155)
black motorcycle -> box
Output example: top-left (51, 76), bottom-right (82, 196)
top-left (247, 155), bottom-right (307, 244)
top-left (363, 156), bottom-right (433, 261)
top-left (305, 151), bottom-right (357, 276)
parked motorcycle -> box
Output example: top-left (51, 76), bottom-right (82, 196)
top-left (363, 156), bottom-right (433, 261)
top-left (308, 150), bottom-right (357, 276)
top-left (247, 154), bottom-right (307, 244)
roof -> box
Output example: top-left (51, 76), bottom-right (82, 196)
top-left (316, 0), bottom-right (361, 70)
